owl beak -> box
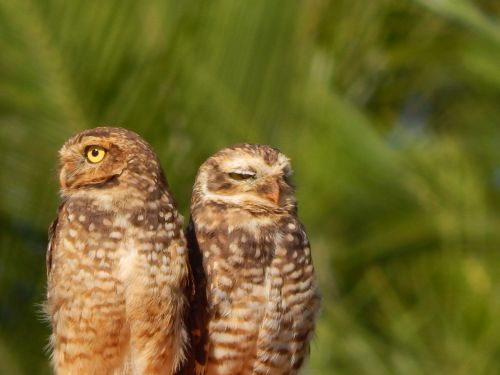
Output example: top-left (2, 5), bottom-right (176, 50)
top-left (263, 178), bottom-right (281, 204)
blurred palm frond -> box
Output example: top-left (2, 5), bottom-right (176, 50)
top-left (0, 0), bottom-right (499, 374)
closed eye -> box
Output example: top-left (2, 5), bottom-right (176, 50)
top-left (228, 172), bottom-right (255, 181)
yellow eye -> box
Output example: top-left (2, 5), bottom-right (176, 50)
top-left (85, 146), bottom-right (106, 163)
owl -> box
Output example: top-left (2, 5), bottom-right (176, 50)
top-left (46, 127), bottom-right (190, 374)
top-left (184, 144), bottom-right (321, 375)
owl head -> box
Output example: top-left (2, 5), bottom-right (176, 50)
top-left (58, 127), bottom-right (163, 197)
top-left (193, 144), bottom-right (296, 211)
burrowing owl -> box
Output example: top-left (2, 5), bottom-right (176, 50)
top-left (185, 144), bottom-right (321, 375)
top-left (46, 127), bottom-right (189, 374)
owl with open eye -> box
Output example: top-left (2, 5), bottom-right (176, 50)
top-left (184, 144), bottom-right (321, 375)
top-left (46, 127), bottom-right (190, 374)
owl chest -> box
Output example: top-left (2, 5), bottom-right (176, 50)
top-left (209, 258), bottom-right (276, 326)
top-left (54, 218), bottom-right (149, 287)
top-left (116, 231), bottom-right (140, 283)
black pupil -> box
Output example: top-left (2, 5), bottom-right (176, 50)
top-left (91, 149), bottom-right (100, 157)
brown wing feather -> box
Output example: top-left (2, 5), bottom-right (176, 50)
top-left (46, 202), bottom-right (67, 279)
top-left (281, 218), bottom-right (321, 371)
top-left (176, 219), bottom-right (209, 375)
top-left (46, 216), bottom-right (59, 279)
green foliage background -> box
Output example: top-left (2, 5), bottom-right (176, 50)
top-left (0, 0), bottom-right (499, 373)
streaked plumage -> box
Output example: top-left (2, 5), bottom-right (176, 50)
top-left (184, 144), bottom-right (320, 375)
top-left (47, 127), bottom-right (190, 374)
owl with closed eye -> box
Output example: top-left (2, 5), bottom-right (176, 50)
top-left (46, 127), bottom-right (190, 374)
top-left (183, 144), bottom-right (321, 375)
